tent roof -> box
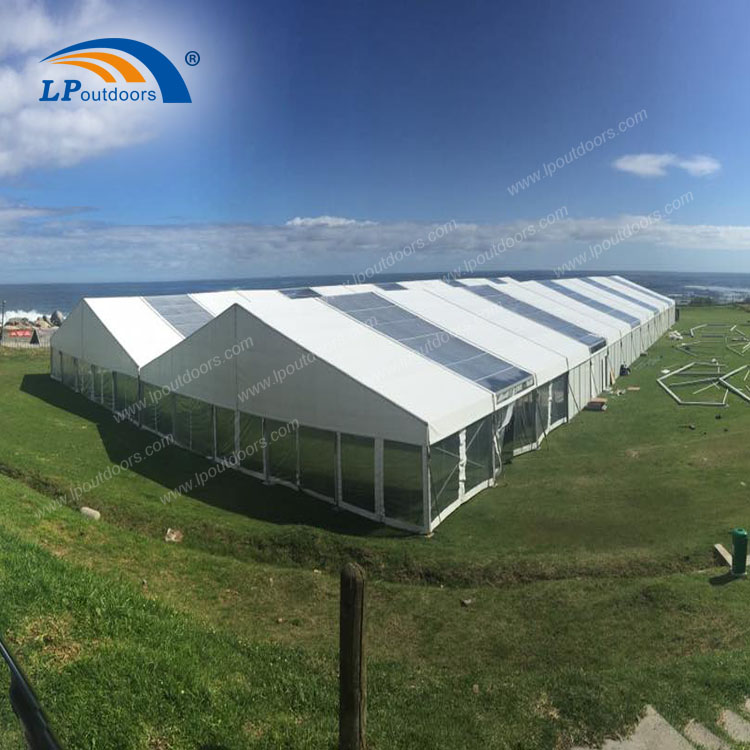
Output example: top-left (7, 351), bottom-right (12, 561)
top-left (83, 297), bottom-right (190, 368)
top-left (447, 278), bottom-right (598, 365)
top-left (310, 282), bottom-right (570, 385)
top-left (65, 276), bottom-right (671, 434)
top-left (513, 279), bottom-right (635, 336)
top-left (554, 278), bottom-right (654, 324)
top-left (597, 276), bottom-right (672, 312)
top-left (194, 291), bottom-right (500, 440)
top-left (492, 277), bottom-right (625, 344)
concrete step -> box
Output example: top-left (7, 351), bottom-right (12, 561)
top-left (683, 720), bottom-right (730, 750)
top-left (718, 709), bottom-right (750, 743)
top-left (572, 706), bottom-right (696, 750)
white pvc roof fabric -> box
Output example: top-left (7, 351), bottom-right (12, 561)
top-left (85, 297), bottom-right (183, 368)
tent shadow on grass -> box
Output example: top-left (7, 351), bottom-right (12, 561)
top-left (20, 374), bottom-right (402, 538)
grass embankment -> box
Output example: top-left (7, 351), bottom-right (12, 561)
top-left (1, 306), bottom-right (750, 747)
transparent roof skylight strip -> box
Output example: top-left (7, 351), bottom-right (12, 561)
top-left (322, 291), bottom-right (533, 398)
top-left (579, 277), bottom-right (660, 313)
top-left (539, 281), bottom-right (641, 328)
top-left (463, 284), bottom-right (607, 353)
top-left (143, 295), bottom-right (214, 337)
top-left (612, 276), bottom-right (673, 304)
top-left (280, 287), bottom-right (322, 299)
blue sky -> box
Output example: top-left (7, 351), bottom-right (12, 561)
top-left (1, 0), bottom-right (749, 281)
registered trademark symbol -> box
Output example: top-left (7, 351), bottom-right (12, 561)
top-left (185, 51), bottom-right (200, 66)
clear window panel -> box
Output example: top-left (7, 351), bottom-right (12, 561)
top-left (114, 373), bottom-right (139, 416)
top-left (267, 418), bottom-right (298, 484)
top-left (508, 392), bottom-right (536, 452)
top-left (92, 365), bottom-right (102, 402)
top-left (299, 426), bottom-right (335, 498)
top-left (341, 434), bottom-right (375, 513)
top-left (79, 360), bottom-right (92, 399)
top-left (61, 353), bottom-right (77, 390)
top-left (155, 390), bottom-right (174, 437)
top-left (430, 433), bottom-right (460, 520)
top-left (51, 350), bottom-right (61, 379)
top-left (383, 441), bottom-right (423, 527)
top-left (465, 416), bottom-right (493, 491)
top-left (190, 398), bottom-right (214, 457)
top-left (101, 369), bottom-right (114, 411)
top-left (551, 374), bottom-right (567, 424)
top-left (238, 412), bottom-right (264, 474)
top-left (492, 404), bottom-right (513, 477)
top-left (174, 394), bottom-right (193, 448)
top-left (140, 383), bottom-right (161, 432)
top-left (507, 387), bottom-right (550, 452)
top-left (535, 383), bottom-right (550, 437)
top-left (215, 406), bottom-right (236, 460)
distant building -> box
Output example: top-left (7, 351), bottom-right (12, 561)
top-left (4, 328), bottom-right (32, 340)
top-left (30, 328), bottom-right (55, 346)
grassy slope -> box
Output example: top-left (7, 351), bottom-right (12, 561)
top-left (1, 306), bottom-right (750, 747)
top-left (6, 306), bottom-right (750, 584)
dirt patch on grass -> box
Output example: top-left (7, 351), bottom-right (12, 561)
top-left (243, 721), bottom-right (265, 739)
top-left (0, 460), bottom-right (66, 501)
top-left (534, 690), bottom-right (561, 720)
top-left (146, 733), bottom-right (173, 749)
top-left (10, 613), bottom-right (84, 669)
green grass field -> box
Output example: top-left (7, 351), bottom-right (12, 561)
top-left (2, 305), bottom-right (750, 748)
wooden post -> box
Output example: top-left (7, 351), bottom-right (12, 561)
top-left (339, 562), bottom-right (366, 750)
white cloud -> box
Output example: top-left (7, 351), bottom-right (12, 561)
top-left (0, 0), bottom-right (158, 176)
top-left (0, 199), bottom-right (51, 225)
top-left (612, 153), bottom-right (676, 177)
top-left (0, 0), bottom-right (110, 57)
top-left (286, 216), bottom-right (377, 228)
top-left (0, 102), bottom-right (151, 176)
top-left (5, 204), bottom-right (750, 281)
top-left (677, 155), bottom-right (721, 176)
top-left (613, 153), bottom-right (721, 178)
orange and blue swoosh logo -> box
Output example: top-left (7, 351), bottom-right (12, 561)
top-left (40, 38), bottom-right (191, 103)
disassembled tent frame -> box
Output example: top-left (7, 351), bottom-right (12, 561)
top-left (49, 275), bottom-right (675, 533)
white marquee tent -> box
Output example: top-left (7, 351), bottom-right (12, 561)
top-left (50, 275), bottom-right (675, 532)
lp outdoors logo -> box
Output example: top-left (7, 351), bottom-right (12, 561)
top-left (39, 38), bottom-right (192, 104)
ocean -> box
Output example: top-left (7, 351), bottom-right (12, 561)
top-left (0, 270), bottom-right (743, 321)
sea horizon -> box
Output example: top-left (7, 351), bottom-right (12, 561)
top-left (0, 268), bottom-right (738, 320)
